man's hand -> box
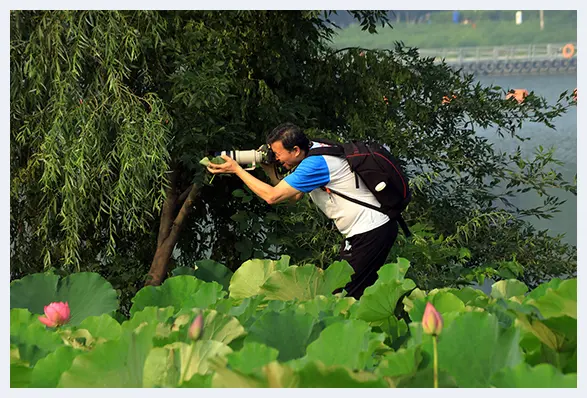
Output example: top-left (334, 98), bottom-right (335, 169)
top-left (207, 154), bottom-right (242, 174)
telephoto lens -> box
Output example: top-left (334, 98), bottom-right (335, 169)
top-left (216, 150), bottom-right (264, 170)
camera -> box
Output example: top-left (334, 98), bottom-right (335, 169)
top-left (215, 144), bottom-right (276, 170)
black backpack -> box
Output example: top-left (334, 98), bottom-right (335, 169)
top-left (307, 139), bottom-right (412, 236)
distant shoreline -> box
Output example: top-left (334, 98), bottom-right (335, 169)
top-left (330, 12), bottom-right (577, 50)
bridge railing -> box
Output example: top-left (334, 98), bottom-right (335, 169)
top-left (417, 43), bottom-right (577, 63)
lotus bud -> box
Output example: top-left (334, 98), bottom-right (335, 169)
top-left (38, 301), bottom-right (71, 328)
top-left (422, 302), bottom-right (443, 336)
top-left (188, 313), bottom-right (204, 341)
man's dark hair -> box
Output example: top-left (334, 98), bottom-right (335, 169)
top-left (266, 123), bottom-right (310, 154)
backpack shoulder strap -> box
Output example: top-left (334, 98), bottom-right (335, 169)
top-left (307, 139), bottom-right (345, 158)
top-left (320, 186), bottom-right (412, 237)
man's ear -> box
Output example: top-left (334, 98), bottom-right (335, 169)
top-left (293, 146), bottom-right (302, 157)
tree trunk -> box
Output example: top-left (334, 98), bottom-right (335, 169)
top-left (145, 171), bottom-right (201, 286)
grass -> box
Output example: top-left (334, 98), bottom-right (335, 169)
top-left (330, 11), bottom-right (577, 50)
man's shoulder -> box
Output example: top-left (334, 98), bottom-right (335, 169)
top-left (298, 154), bottom-right (328, 169)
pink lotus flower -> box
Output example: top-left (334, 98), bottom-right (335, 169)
top-left (38, 301), bottom-right (70, 327)
top-left (188, 313), bottom-right (204, 341)
top-left (422, 302), bottom-right (443, 336)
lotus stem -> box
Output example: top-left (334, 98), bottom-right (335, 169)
top-left (433, 335), bottom-right (439, 388)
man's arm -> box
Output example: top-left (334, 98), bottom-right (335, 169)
top-left (207, 155), bottom-right (303, 204)
top-left (235, 167), bottom-right (301, 205)
top-left (261, 164), bottom-right (304, 202)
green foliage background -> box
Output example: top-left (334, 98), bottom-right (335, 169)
top-left (10, 10), bottom-right (576, 315)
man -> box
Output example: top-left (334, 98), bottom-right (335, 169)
top-left (207, 123), bottom-right (398, 298)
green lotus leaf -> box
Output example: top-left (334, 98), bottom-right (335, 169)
top-left (170, 266), bottom-right (196, 277)
top-left (303, 319), bottom-right (385, 370)
top-left (193, 259), bottom-right (234, 291)
top-left (542, 316), bottom-right (577, 344)
top-left (123, 306), bottom-right (176, 332)
top-left (172, 260), bottom-right (234, 292)
top-left (198, 309), bottom-right (246, 345)
top-left (376, 346), bottom-right (422, 378)
top-left (199, 156), bottom-right (226, 167)
top-left (444, 286), bottom-right (489, 307)
top-left (130, 276), bottom-right (226, 316)
top-left (406, 291), bottom-right (466, 323)
top-left (525, 278), bottom-right (576, 319)
top-left (524, 278), bottom-right (563, 301)
top-left (143, 340), bottom-right (232, 387)
top-left (10, 363), bottom-right (33, 388)
top-left (142, 347), bottom-right (181, 388)
top-left (490, 363), bottom-right (576, 387)
top-left (228, 256), bottom-right (290, 300)
top-left (515, 313), bottom-right (572, 351)
top-left (10, 273), bottom-right (60, 315)
top-left (226, 342), bottom-right (279, 374)
top-left (372, 257), bottom-right (411, 285)
top-left (180, 373), bottom-right (213, 387)
top-left (396, 368), bottom-right (458, 388)
top-left (491, 279), bottom-right (529, 300)
top-left (211, 359), bottom-right (387, 388)
top-left (211, 360), bottom-right (293, 387)
top-left (245, 307), bottom-right (321, 362)
top-left (10, 272), bottom-right (119, 326)
top-left (296, 360), bottom-right (388, 387)
top-left (58, 320), bottom-right (158, 387)
top-left (29, 346), bottom-right (80, 387)
top-left (402, 288), bottom-right (427, 314)
top-left (77, 314), bottom-right (122, 341)
top-left (369, 315), bottom-right (409, 348)
top-left (225, 295), bottom-right (266, 329)
top-left (296, 295), bottom-right (356, 318)
top-left (409, 311), bottom-right (523, 387)
top-left (10, 308), bottom-right (64, 366)
top-left (354, 279), bottom-right (416, 323)
top-left (260, 261), bottom-right (354, 301)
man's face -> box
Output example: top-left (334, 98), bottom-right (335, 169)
top-left (269, 140), bottom-right (303, 170)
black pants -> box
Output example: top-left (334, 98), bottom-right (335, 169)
top-left (337, 220), bottom-right (399, 299)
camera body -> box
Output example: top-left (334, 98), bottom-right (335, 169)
top-left (216, 145), bottom-right (276, 170)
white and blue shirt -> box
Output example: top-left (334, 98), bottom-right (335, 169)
top-left (284, 142), bottom-right (389, 237)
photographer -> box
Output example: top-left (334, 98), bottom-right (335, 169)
top-left (206, 123), bottom-right (398, 299)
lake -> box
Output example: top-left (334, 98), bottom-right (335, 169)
top-left (475, 73), bottom-right (577, 246)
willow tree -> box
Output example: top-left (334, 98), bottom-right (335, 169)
top-left (11, 10), bottom-right (576, 295)
top-left (10, 10), bottom-right (392, 286)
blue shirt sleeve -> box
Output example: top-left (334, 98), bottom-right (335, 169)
top-left (283, 156), bottom-right (330, 193)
